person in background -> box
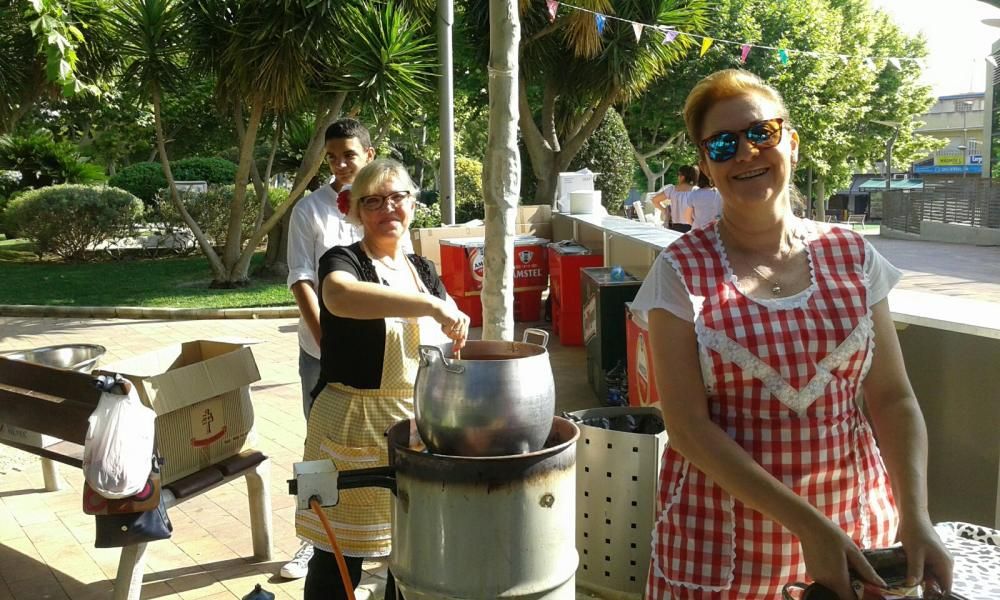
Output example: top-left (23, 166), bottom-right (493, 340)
top-left (650, 164), bottom-right (699, 233)
top-left (684, 171), bottom-right (723, 230)
top-left (282, 117), bottom-right (375, 580)
top-left (297, 159), bottom-right (470, 600)
top-left (632, 69), bottom-right (951, 599)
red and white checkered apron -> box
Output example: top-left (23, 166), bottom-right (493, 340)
top-left (645, 221), bottom-right (898, 599)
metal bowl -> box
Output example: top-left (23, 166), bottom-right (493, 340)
top-left (4, 344), bottom-right (107, 373)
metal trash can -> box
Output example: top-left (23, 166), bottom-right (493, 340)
top-left (565, 406), bottom-right (668, 599)
top-left (4, 344), bottom-right (106, 373)
top-left (580, 267), bottom-right (641, 404)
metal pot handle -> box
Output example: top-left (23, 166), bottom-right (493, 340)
top-left (522, 328), bottom-right (550, 348)
top-left (418, 344), bottom-right (465, 374)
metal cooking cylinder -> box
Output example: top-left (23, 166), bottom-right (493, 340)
top-left (387, 418), bottom-right (579, 600)
top-left (414, 328), bottom-right (555, 456)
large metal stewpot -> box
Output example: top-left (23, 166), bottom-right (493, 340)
top-left (414, 328), bottom-right (555, 456)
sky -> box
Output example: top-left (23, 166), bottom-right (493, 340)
top-left (870, 0), bottom-right (1000, 97)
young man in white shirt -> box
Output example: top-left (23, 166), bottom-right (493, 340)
top-left (281, 118), bottom-right (375, 579)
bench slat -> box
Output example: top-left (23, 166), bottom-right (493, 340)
top-left (0, 438), bottom-right (84, 468)
top-left (0, 357), bottom-right (102, 406)
top-left (0, 384), bottom-right (95, 444)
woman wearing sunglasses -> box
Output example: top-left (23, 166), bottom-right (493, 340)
top-left (631, 70), bottom-right (951, 599)
top-left (296, 158), bottom-right (469, 600)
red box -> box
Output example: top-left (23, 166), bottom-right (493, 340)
top-left (440, 236), bottom-right (549, 298)
top-left (626, 303), bottom-right (660, 408)
top-left (548, 243), bottom-right (603, 346)
top-left (452, 290), bottom-right (543, 328)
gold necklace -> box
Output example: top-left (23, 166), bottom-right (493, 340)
top-left (720, 221), bottom-right (795, 296)
top-left (751, 265), bottom-right (784, 295)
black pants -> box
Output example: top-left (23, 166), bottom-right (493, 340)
top-left (668, 223), bottom-right (692, 233)
top-left (304, 548), bottom-right (401, 600)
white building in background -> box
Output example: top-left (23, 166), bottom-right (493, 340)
top-left (912, 92), bottom-right (985, 177)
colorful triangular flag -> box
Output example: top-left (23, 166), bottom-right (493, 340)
top-left (778, 48), bottom-right (789, 65)
top-left (546, 0), bottom-right (558, 22)
top-left (662, 29), bottom-right (678, 44)
top-left (633, 22), bottom-right (643, 42)
top-left (700, 37), bottom-right (714, 57)
top-left (595, 13), bottom-right (605, 35)
top-left (888, 57), bottom-right (902, 70)
top-left (987, 55), bottom-right (998, 68)
top-left (740, 44), bottom-right (751, 63)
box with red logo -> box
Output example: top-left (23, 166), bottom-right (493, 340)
top-left (97, 340), bottom-right (260, 484)
top-left (440, 236), bottom-right (549, 327)
top-left (439, 236), bottom-right (550, 298)
top-left (625, 303), bottom-right (660, 408)
top-left (548, 242), bottom-right (603, 346)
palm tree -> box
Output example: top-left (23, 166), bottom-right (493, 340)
top-left (108, 0), bottom-right (231, 278)
top-left (467, 0), bottom-right (710, 204)
top-left (182, 0), bottom-right (437, 285)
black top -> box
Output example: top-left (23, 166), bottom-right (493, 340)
top-left (316, 242), bottom-right (448, 390)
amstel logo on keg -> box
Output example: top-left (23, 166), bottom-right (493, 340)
top-left (518, 249), bottom-right (534, 264)
top-left (468, 247), bottom-right (486, 283)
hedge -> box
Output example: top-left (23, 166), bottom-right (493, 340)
top-left (5, 185), bottom-right (143, 260)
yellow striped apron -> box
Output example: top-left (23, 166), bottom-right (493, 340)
top-left (295, 314), bottom-right (440, 557)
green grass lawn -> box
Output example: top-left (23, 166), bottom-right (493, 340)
top-left (0, 239), bottom-right (293, 308)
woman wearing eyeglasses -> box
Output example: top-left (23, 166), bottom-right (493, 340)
top-left (632, 70), bottom-right (951, 599)
top-left (296, 158), bottom-right (469, 600)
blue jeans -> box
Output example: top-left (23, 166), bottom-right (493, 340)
top-left (298, 349), bottom-right (322, 419)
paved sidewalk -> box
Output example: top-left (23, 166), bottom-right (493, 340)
top-left (0, 317), bottom-right (597, 600)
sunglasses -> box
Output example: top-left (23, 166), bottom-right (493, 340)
top-left (359, 190), bottom-right (413, 212)
top-left (700, 118), bottom-right (785, 163)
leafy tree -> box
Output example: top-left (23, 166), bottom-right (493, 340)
top-left (466, 0), bottom-right (711, 204)
top-left (569, 109), bottom-right (638, 213)
top-left (0, 0), bottom-right (112, 134)
top-left (621, 0), bottom-right (942, 213)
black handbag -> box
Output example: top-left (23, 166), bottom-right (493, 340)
top-left (94, 495), bottom-right (173, 548)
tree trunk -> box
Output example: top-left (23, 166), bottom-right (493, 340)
top-left (152, 87), bottom-right (225, 281)
top-left (481, 0), bottom-right (520, 341)
top-left (231, 93), bottom-right (348, 281)
top-left (816, 178), bottom-right (827, 219)
top-left (221, 99), bottom-right (265, 284)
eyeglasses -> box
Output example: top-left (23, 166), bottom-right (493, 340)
top-left (359, 191), bottom-right (413, 211)
top-left (700, 118), bottom-right (785, 163)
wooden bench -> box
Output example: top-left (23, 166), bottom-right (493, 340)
top-left (0, 357), bottom-right (272, 600)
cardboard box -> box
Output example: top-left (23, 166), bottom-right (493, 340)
top-left (98, 340), bottom-right (261, 484)
top-left (555, 171), bottom-right (595, 213)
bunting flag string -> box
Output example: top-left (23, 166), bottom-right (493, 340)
top-left (551, 0), bottom-right (927, 69)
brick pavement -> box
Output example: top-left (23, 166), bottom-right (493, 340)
top-left (0, 317), bottom-right (597, 600)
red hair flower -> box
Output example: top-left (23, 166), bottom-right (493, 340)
top-left (337, 189), bottom-right (351, 215)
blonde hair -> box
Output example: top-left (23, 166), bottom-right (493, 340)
top-left (683, 69), bottom-right (790, 148)
top-left (346, 158), bottom-right (418, 225)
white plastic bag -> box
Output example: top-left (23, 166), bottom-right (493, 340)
top-left (83, 376), bottom-right (156, 499)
